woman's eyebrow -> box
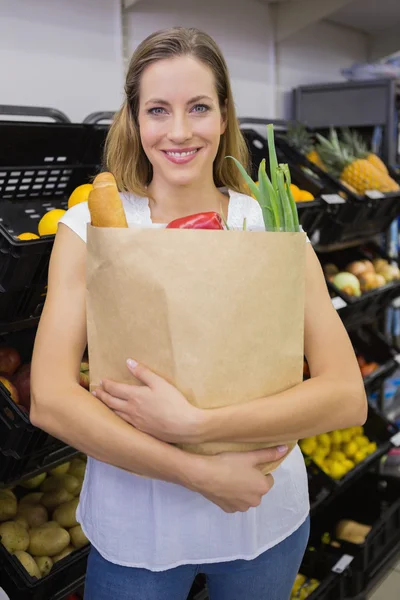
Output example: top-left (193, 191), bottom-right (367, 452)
top-left (145, 95), bottom-right (214, 106)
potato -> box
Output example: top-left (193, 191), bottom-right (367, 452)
top-left (69, 525), bottom-right (89, 549)
top-left (0, 521), bottom-right (29, 553)
top-left (53, 499), bottom-right (79, 529)
top-left (19, 492), bottom-right (44, 506)
top-left (3, 489), bottom-right (16, 500)
top-left (48, 462), bottom-right (70, 477)
top-left (35, 555), bottom-right (53, 577)
top-left (17, 504), bottom-right (48, 528)
top-left (41, 521), bottom-right (61, 530)
top-left (41, 489), bottom-right (74, 511)
top-left (53, 545), bottom-right (74, 562)
top-left (29, 526), bottom-right (70, 557)
top-left (13, 550), bottom-right (41, 579)
top-left (0, 490), bottom-right (17, 521)
top-left (20, 473), bottom-right (47, 490)
top-left (68, 458), bottom-right (86, 480)
top-left (41, 474), bottom-right (81, 496)
top-left (14, 516), bottom-right (29, 530)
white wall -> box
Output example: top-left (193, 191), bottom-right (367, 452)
top-left (0, 0), bottom-right (124, 122)
top-left (276, 20), bottom-right (369, 118)
top-left (126, 0), bottom-right (276, 120)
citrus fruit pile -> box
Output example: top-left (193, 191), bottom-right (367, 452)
top-left (291, 573), bottom-right (319, 599)
top-left (300, 427), bottom-right (377, 480)
top-left (16, 183), bottom-right (93, 240)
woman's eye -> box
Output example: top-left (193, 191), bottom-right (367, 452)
top-left (149, 107), bottom-right (167, 115)
top-left (192, 104), bottom-right (209, 113)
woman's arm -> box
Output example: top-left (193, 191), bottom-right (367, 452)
top-left (30, 224), bottom-right (282, 513)
top-left (194, 244), bottom-right (367, 444)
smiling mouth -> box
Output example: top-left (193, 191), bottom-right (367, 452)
top-left (162, 149), bottom-right (200, 157)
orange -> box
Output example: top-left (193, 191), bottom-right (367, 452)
top-left (38, 209), bottom-right (66, 237)
top-left (290, 184), bottom-right (301, 201)
top-left (68, 183), bottom-right (93, 209)
top-left (17, 232), bottom-right (40, 240)
top-left (297, 190), bottom-right (315, 202)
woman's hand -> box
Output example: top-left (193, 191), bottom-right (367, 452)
top-left (93, 359), bottom-right (203, 443)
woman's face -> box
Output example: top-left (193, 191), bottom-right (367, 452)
top-left (138, 55), bottom-right (226, 188)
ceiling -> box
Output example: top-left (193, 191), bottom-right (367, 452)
top-left (329, 0), bottom-right (400, 34)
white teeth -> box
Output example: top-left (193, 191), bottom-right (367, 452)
top-left (165, 150), bottom-right (198, 157)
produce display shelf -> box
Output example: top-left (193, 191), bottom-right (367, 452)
top-left (311, 474), bottom-right (400, 598)
top-left (303, 405), bottom-right (399, 494)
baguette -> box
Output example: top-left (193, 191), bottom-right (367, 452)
top-left (88, 172), bottom-right (128, 228)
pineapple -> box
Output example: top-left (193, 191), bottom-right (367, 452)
top-left (341, 129), bottom-right (389, 175)
top-left (286, 122), bottom-right (326, 171)
top-left (316, 130), bottom-right (399, 195)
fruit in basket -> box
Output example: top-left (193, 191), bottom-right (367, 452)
top-left (341, 129), bottom-right (389, 176)
top-left (35, 555), bottom-right (53, 577)
top-left (0, 376), bottom-right (19, 405)
top-left (291, 573), bottom-right (320, 599)
top-left (0, 521), bottom-right (29, 553)
top-left (68, 458), bottom-right (86, 480)
top-left (332, 272), bottom-right (361, 297)
top-left (20, 473), bottom-right (47, 490)
top-left (17, 232), bottom-right (40, 240)
top-left (0, 346), bottom-right (21, 376)
top-left (296, 190), bottom-right (314, 202)
top-left (68, 183), bottom-right (94, 209)
top-left (49, 462), bottom-right (70, 477)
top-left (53, 545), bottom-right (74, 562)
top-left (38, 209), bottom-right (66, 237)
top-left (12, 363), bottom-right (31, 410)
top-left (13, 550), bottom-right (42, 579)
top-left (41, 489), bottom-right (74, 511)
top-left (17, 503), bottom-right (48, 528)
top-left (316, 130), bottom-right (399, 195)
top-left (69, 524), bottom-right (89, 549)
top-left (0, 491), bottom-right (17, 521)
top-left (29, 525), bottom-right (70, 557)
top-left (41, 474), bottom-right (81, 496)
top-left (79, 361), bottom-right (90, 390)
top-left (377, 264), bottom-right (400, 283)
top-left (359, 272), bottom-right (381, 292)
top-left (286, 122), bottom-right (326, 171)
top-left (53, 498), bottom-right (79, 528)
top-left (346, 260), bottom-right (369, 278)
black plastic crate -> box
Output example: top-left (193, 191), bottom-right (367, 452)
top-left (311, 473), bottom-right (400, 596)
top-left (276, 134), bottom-right (400, 247)
top-left (0, 444), bottom-right (77, 488)
top-left (349, 325), bottom-right (398, 392)
top-left (0, 537), bottom-right (89, 600)
top-left (302, 405), bottom-right (398, 493)
top-left (0, 120), bottom-right (101, 294)
top-left (296, 548), bottom-right (348, 600)
top-left (0, 284), bottom-right (47, 326)
top-left (319, 242), bottom-right (400, 329)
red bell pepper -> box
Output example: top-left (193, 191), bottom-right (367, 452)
top-left (166, 212), bottom-right (224, 230)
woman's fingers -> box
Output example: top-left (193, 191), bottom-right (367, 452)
top-left (94, 388), bottom-right (128, 413)
top-left (101, 378), bottom-right (144, 400)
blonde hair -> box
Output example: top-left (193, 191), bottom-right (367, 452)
top-left (105, 27), bottom-right (249, 196)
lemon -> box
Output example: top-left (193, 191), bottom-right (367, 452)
top-left (353, 426), bottom-right (364, 437)
top-left (313, 446), bottom-right (329, 460)
top-left (299, 437), bottom-right (317, 455)
top-left (354, 435), bottom-right (369, 448)
top-left (17, 232), bottom-right (40, 240)
top-left (38, 209), bottom-right (66, 236)
top-left (343, 441), bottom-right (358, 458)
top-left (330, 430), bottom-right (342, 445)
top-left (329, 451), bottom-right (346, 462)
top-left (354, 449), bottom-right (368, 464)
top-left (343, 459), bottom-right (355, 472)
top-left (68, 183), bottom-right (93, 209)
top-left (366, 442), bottom-right (377, 455)
top-left (330, 461), bottom-right (347, 480)
top-left (317, 433), bottom-right (331, 448)
top-left (340, 429), bottom-right (353, 443)
top-left (297, 190), bottom-right (315, 202)
top-left (312, 455), bottom-right (325, 468)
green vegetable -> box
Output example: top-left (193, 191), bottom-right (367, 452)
top-left (227, 124), bottom-right (301, 232)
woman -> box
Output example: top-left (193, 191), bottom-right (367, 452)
top-left (31, 27), bottom-right (367, 599)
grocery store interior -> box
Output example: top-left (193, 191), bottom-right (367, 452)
top-left (3, 0), bottom-right (400, 599)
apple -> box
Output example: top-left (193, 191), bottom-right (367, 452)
top-left (0, 375), bottom-right (19, 404)
top-left (13, 363), bottom-right (31, 410)
top-left (0, 346), bottom-right (21, 377)
top-left (79, 362), bottom-right (90, 390)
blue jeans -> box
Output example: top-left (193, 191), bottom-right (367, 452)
top-left (84, 516), bottom-right (309, 600)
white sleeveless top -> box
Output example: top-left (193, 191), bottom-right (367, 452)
top-left (59, 189), bottom-right (310, 571)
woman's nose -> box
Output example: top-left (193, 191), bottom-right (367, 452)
top-left (167, 114), bottom-right (192, 143)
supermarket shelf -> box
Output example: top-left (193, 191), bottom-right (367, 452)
top-left (351, 538), bottom-right (400, 600)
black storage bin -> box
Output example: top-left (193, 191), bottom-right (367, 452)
top-left (276, 133), bottom-right (400, 247)
top-left (319, 242), bottom-right (400, 329)
top-left (296, 548), bottom-right (348, 600)
top-left (0, 541), bottom-right (89, 600)
top-left (303, 405), bottom-right (398, 493)
top-left (349, 325), bottom-right (398, 392)
top-left (311, 474), bottom-right (400, 596)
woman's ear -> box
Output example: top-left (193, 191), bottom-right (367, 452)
top-left (220, 98), bottom-right (228, 134)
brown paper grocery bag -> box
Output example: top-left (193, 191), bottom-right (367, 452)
top-left (86, 226), bottom-right (306, 474)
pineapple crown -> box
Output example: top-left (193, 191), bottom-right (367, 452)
top-left (341, 129), bottom-right (369, 159)
top-left (286, 121), bottom-right (314, 154)
top-left (315, 129), bottom-right (355, 178)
